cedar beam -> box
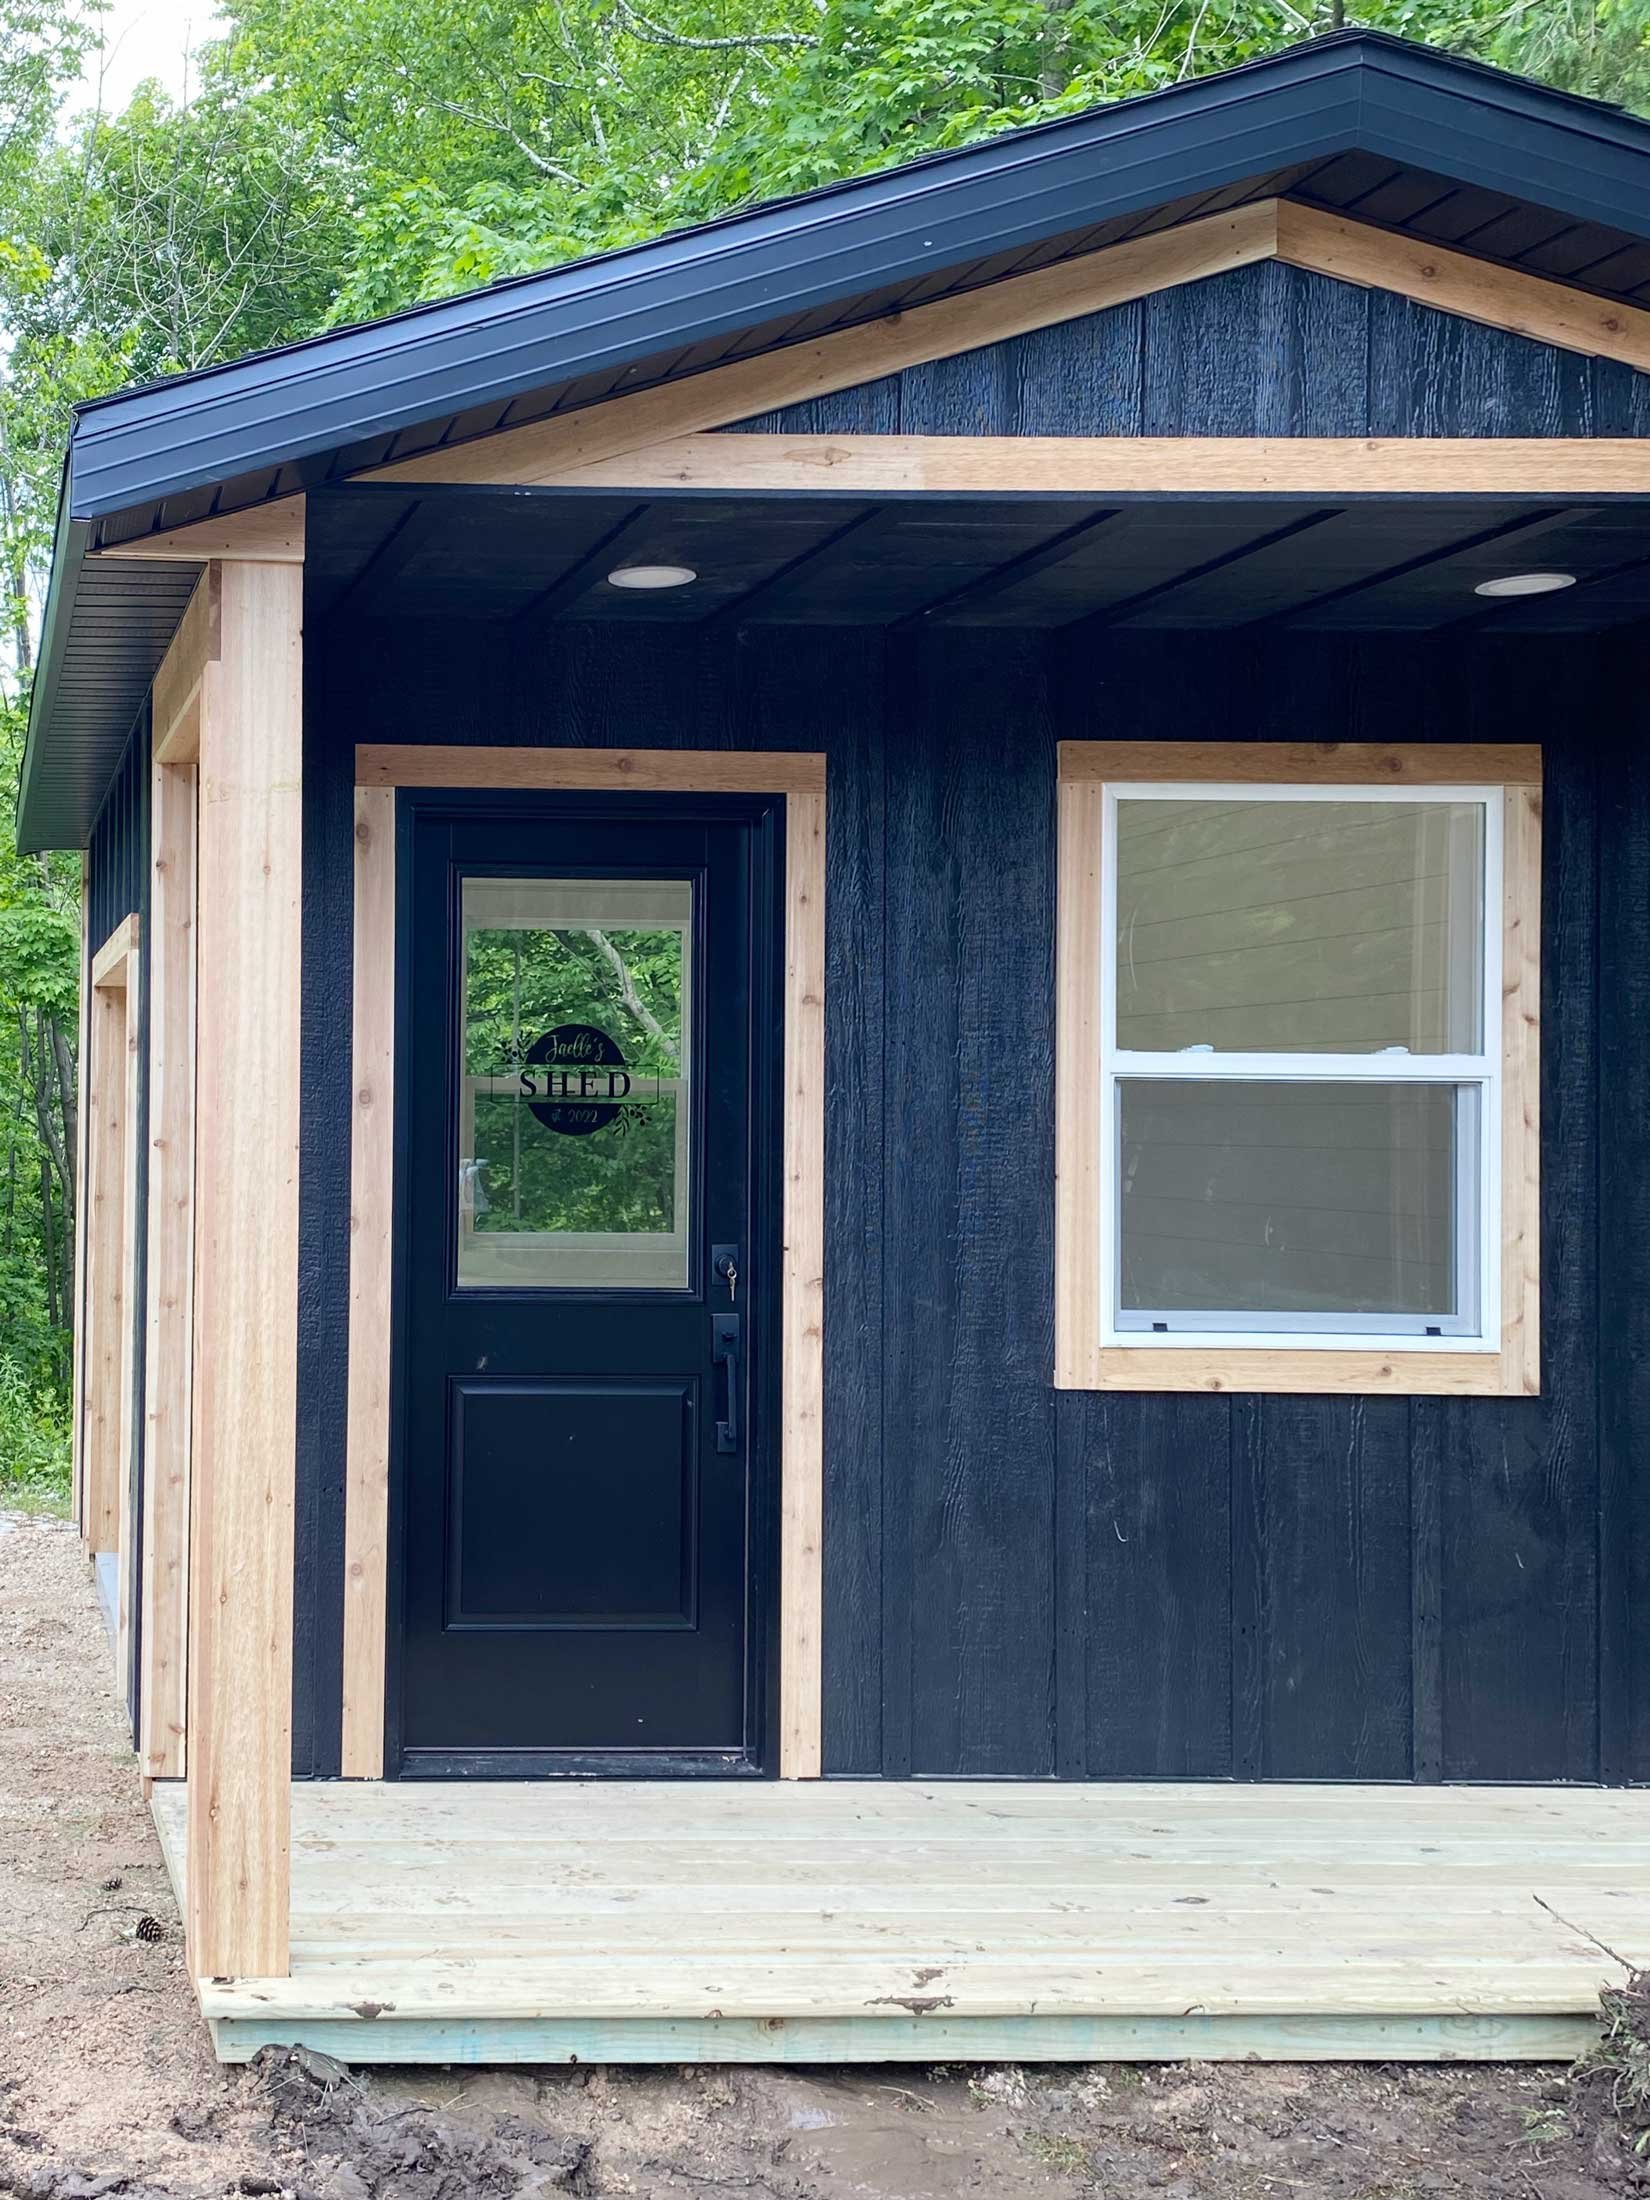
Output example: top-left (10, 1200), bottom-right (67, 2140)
top-left (1273, 202), bottom-right (1650, 375)
top-left (186, 559), bottom-right (303, 1979)
top-left (151, 568), bottom-right (220, 764)
top-left (530, 433), bottom-right (1650, 498)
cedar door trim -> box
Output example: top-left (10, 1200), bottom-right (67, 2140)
top-left (1054, 741), bottom-right (1542, 1399)
top-left (345, 746), bottom-right (826, 1780)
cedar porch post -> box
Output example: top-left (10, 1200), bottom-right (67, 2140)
top-left (185, 558), bottom-right (303, 1978)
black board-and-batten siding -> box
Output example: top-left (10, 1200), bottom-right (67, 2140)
top-left (305, 612), bottom-right (1650, 1789)
top-left (75, 258), bottom-right (1645, 1784)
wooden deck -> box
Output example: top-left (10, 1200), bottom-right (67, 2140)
top-left (150, 1781), bottom-right (1650, 2066)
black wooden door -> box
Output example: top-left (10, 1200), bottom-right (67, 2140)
top-left (395, 796), bottom-right (779, 1774)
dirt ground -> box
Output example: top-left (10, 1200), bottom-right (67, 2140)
top-left (3, 1508), bottom-right (1647, 2200)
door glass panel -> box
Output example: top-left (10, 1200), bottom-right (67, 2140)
top-left (1114, 798), bottom-right (1485, 1054)
top-left (1118, 1078), bottom-right (1468, 1323)
top-left (458, 877), bottom-right (692, 1290)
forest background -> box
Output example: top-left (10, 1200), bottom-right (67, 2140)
top-left (0, 0), bottom-right (1645, 1501)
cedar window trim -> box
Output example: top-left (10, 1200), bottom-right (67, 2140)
top-left (1054, 741), bottom-right (1542, 1399)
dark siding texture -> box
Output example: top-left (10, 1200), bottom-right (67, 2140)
top-left (86, 717), bottom-right (148, 956)
top-left (308, 618), bottom-right (1649, 1786)
top-left (298, 262), bottom-right (1650, 1782)
top-left (732, 258), bottom-right (1644, 442)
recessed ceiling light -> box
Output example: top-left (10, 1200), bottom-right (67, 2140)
top-left (606, 563), bottom-right (697, 590)
top-left (1473, 570), bottom-right (1578, 599)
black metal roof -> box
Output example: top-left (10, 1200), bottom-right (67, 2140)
top-left (24, 29), bottom-right (1650, 849)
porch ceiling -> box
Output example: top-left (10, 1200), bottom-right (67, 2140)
top-left (308, 483), bottom-right (1650, 636)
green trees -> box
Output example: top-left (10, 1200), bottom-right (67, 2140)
top-left (0, 0), bottom-right (96, 1499)
top-left (171, 0), bottom-right (1650, 314)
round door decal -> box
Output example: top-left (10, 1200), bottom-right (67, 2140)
top-left (519, 1023), bottom-right (633, 1135)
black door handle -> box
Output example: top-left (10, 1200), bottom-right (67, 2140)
top-left (712, 1313), bottom-right (740, 1454)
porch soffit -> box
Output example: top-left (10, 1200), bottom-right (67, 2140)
top-left (92, 197), bottom-right (1650, 568)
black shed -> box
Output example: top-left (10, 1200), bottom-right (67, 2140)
top-left (27, 30), bottom-right (1650, 2065)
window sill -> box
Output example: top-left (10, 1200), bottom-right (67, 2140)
top-left (1057, 1345), bottom-right (1540, 1397)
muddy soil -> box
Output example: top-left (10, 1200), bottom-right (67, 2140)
top-left (3, 1510), bottom-right (1645, 2200)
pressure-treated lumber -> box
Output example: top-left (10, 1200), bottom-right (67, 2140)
top-left (149, 1778), bottom-right (1645, 2065)
top-left (1053, 739), bottom-right (1544, 1397)
top-left (535, 433), bottom-right (1650, 497)
top-left (340, 787), bottom-right (395, 1778)
top-left (350, 744), bottom-right (826, 1778)
top-left (198, 2012), bottom-right (1598, 2066)
top-left (139, 761), bottom-right (197, 1780)
top-left (187, 560), bottom-right (303, 1979)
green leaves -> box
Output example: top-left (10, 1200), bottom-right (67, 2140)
top-left (161, 0), bottom-right (1650, 314)
top-left (0, 897), bottom-right (76, 1019)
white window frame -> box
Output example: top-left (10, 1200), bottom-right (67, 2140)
top-left (1096, 781), bottom-right (1502, 1357)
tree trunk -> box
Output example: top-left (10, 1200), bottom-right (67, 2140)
top-left (0, 400), bottom-right (33, 680)
top-left (49, 1011), bottom-right (77, 1302)
top-left (1040, 0), bottom-right (1075, 98)
top-left (30, 1008), bottom-right (71, 1194)
top-left (3, 1120), bottom-right (17, 1260)
top-left (39, 1148), bottom-right (58, 1335)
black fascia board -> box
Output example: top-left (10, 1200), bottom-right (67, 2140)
top-left (18, 486), bottom-right (95, 851)
top-left (1355, 46), bottom-right (1650, 230)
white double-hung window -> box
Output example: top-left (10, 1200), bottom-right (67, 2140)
top-left (1055, 744), bottom-right (1541, 1398)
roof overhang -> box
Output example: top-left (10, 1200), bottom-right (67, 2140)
top-left (63, 33), bottom-right (1650, 525)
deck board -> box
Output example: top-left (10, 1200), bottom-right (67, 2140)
top-left (150, 1781), bottom-right (1649, 2065)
